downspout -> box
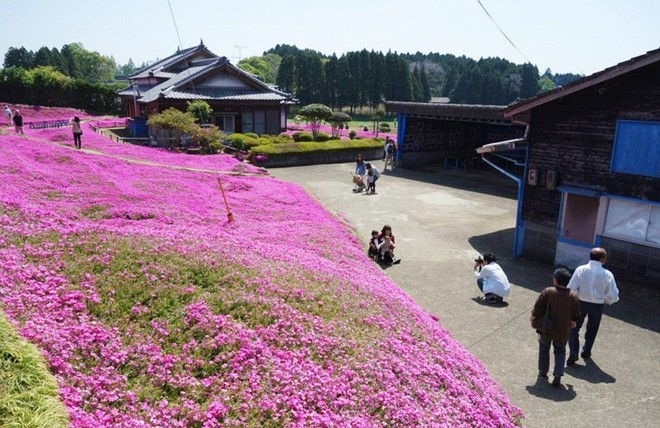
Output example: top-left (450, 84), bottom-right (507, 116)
top-left (395, 113), bottom-right (406, 166)
top-left (480, 123), bottom-right (530, 259)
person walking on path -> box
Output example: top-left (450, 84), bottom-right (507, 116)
top-left (3, 105), bottom-right (12, 126)
top-left (567, 247), bottom-right (619, 365)
top-left (12, 109), bottom-right (24, 134)
top-left (473, 253), bottom-right (510, 304)
top-left (531, 267), bottom-right (580, 387)
top-left (71, 116), bottom-right (83, 149)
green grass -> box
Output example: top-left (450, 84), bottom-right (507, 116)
top-left (0, 312), bottom-right (70, 428)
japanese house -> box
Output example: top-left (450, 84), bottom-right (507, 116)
top-left (117, 42), bottom-right (294, 136)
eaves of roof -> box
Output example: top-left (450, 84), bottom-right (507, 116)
top-left (505, 47), bottom-right (660, 117)
top-left (386, 101), bottom-right (510, 123)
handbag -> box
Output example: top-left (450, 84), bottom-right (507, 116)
top-left (532, 298), bottom-right (553, 333)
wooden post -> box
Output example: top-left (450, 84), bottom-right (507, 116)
top-left (217, 177), bottom-right (234, 223)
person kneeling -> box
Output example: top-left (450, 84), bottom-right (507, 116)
top-left (473, 253), bottom-right (510, 303)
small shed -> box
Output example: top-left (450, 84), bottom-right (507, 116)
top-left (502, 47), bottom-right (660, 287)
top-left (385, 102), bottom-right (525, 168)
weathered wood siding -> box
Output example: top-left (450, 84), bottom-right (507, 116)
top-left (523, 62), bottom-right (660, 226)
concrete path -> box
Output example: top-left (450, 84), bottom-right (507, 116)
top-left (270, 161), bottom-right (660, 428)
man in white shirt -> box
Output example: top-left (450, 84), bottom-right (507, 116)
top-left (474, 253), bottom-right (511, 304)
top-left (566, 247), bottom-right (619, 365)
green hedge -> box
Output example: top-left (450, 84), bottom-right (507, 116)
top-left (251, 138), bottom-right (383, 158)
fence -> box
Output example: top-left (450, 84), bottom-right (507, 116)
top-left (28, 119), bottom-right (70, 129)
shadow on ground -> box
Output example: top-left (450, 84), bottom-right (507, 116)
top-left (525, 377), bottom-right (578, 401)
top-left (565, 358), bottom-right (617, 384)
top-left (469, 230), bottom-right (660, 333)
top-left (381, 166), bottom-right (519, 200)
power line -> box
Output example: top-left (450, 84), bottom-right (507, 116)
top-left (167, 0), bottom-right (184, 50)
top-left (475, 0), bottom-right (532, 64)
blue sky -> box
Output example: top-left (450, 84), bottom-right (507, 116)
top-left (1, 0), bottom-right (659, 75)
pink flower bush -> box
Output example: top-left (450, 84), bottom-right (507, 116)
top-left (0, 105), bottom-right (522, 426)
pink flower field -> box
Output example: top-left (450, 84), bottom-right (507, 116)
top-left (0, 105), bottom-right (522, 427)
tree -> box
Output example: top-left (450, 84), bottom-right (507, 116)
top-left (4, 47), bottom-right (34, 69)
top-left (299, 103), bottom-right (332, 141)
top-left (420, 64), bottom-right (431, 102)
top-left (186, 100), bottom-right (213, 124)
top-left (276, 54), bottom-right (295, 93)
top-left (117, 59), bottom-right (137, 76)
top-left (33, 47), bottom-right (53, 68)
top-left (328, 111), bottom-right (351, 138)
top-left (538, 75), bottom-right (555, 94)
top-left (371, 109), bottom-right (385, 137)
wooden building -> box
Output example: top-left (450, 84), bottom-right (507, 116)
top-left (117, 43), bottom-right (294, 136)
top-left (385, 102), bottom-right (525, 168)
top-left (503, 48), bottom-right (660, 287)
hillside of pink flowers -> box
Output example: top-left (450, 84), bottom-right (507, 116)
top-left (0, 105), bottom-right (522, 427)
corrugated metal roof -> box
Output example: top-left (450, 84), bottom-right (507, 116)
top-left (386, 101), bottom-right (509, 123)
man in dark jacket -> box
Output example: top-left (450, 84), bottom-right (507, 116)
top-left (531, 267), bottom-right (580, 387)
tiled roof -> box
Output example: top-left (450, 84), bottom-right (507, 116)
top-left (386, 102), bottom-right (510, 123)
top-left (161, 88), bottom-right (288, 101)
top-left (129, 44), bottom-right (213, 79)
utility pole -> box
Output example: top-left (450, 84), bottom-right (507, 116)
top-left (234, 45), bottom-right (247, 62)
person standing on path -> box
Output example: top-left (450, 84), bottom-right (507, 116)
top-left (365, 163), bottom-right (380, 194)
top-left (3, 105), bottom-right (12, 126)
top-left (12, 109), bottom-right (23, 134)
top-left (567, 247), bottom-right (619, 365)
top-left (71, 116), bottom-right (83, 149)
top-left (531, 267), bottom-right (580, 387)
top-left (354, 154), bottom-right (366, 191)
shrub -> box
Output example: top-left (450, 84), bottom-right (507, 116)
top-left (245, 132), bottom-right (259, 139)
top-left (292, 131), bottom-right (313, 142)
top-left (186, 100), bottom-right (213, 124)
top-left (195, 125), bottom-right (222, 154)
top-left (251, 138), bottom-right (383, 159)
top-left (349, 130), bottom-right (357, 140)
top-left (315, 132), bottom-right (330, 142)
top-left (379, 123), bottom-right (391, 131)
top-left (226, 133), bottom-right (259, 151)
top-left (299, 103), bottom-right (332, 141)
top-left (328, 112), bottom-right (352, 138)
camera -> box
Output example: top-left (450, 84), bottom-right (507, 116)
top-left (474, 256), bottom-right (484, 263)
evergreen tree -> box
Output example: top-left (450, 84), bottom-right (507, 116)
top-left (49, 47), bottom-right (68, 75)
top-left (368, 51), bottom-right (385, 108)
top-left (276, 54), bottom-right (295, 93)
top-left (420, 64), bottom-right (431, 102)
top-left (323, 54), bottom-right (340, 108)
top-left (411, 65), bottom-right (424, 101)
top-left (4, 47), bottom-right (34, 69)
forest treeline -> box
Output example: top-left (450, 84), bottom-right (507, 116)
top-left (1, 43), bottom-right (582, 115)
top-left (242, 44), bottom-right (582, 110)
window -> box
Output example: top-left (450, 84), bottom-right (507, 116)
top-left (604, 198), bottom-right (660, 246)
top-left (611, 120), bottom-right (660, 178)
top-left (241, 111), bottom-right (266, 135)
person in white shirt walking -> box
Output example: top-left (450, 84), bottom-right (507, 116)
top-left (566, 247), bottom-right (619, 365)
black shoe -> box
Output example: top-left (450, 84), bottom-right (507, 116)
top-left (392, 257), bottom-right (401, 265)
top-left (538, 372), bottom-right (548, 379)
top-left (566, 357), bottom-right (577, 367)
top-left (552, 376), bottom-right (561, 387)
top-left (581, 352), bottom-right (591, 359)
